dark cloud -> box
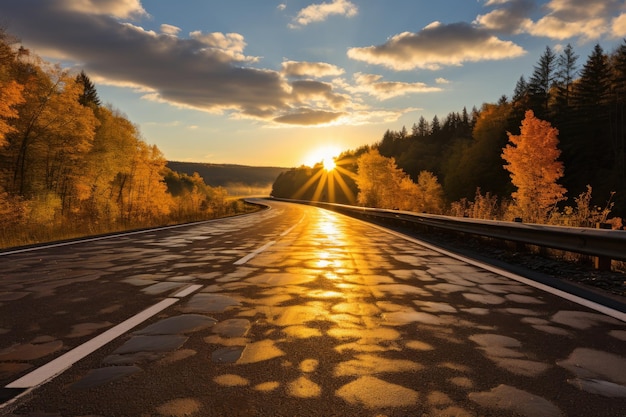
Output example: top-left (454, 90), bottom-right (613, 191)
top-left (0, 0), bottom-right (295, 120)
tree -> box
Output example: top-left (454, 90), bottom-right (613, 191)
top-left (502, 110), bottom-right (566, 222)
top-left (76, 70), bottom-right (101, 108)
top-left (0, 80), bottom-right (24, 146)
top-left (431, 115), bottom-right (441, 135)
top-left (528, 46), bottom-right (556, 117)
top-left (554, 43), bottom-right (578, 113)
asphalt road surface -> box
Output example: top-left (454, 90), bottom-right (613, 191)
top-left (0, 199), bottom-right (625, 417)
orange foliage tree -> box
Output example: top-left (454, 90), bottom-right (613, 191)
top-left (502, 110), bottom-right (566, 222)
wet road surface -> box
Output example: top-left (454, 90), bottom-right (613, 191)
top-left (0, 199), bottom-right (625, 416)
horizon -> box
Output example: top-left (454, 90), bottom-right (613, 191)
top-left (1, 0), bottom-right (625, 167)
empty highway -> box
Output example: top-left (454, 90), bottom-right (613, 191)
top-left (1, 199), bottom-right (625, 416)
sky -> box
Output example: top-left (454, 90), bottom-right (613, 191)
top-left (1, 0), bottom-right (626, 167)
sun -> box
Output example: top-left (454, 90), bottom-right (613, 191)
top-left (322, 156), bottom-right (336, 171)
top-left (304, 146), bottom-right (340, 170)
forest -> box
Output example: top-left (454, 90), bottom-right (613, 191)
top-left (0, 30), bottom-right (250, 249)
top-left (272, 41), bottom-right (626, 229)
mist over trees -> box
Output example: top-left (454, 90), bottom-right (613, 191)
top-left (0, 29), bottom-right (245, 247)
top-left (273, 40), bottom-right (626, 226)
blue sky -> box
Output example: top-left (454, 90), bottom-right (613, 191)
top-left (1, 0), bottom-right (626, 166)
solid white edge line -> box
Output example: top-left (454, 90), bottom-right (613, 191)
top-left (368, 223), bottom-right (626, 323)
top-left (234, 241), bottom-right (276, 265)
top-left (5, 298), bottom-right (178, 389)
top-left (0, 206), bottom-right (269, 257)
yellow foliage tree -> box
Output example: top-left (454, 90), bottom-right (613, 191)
top-left (502, 110), bottom-right (566, 222)
top-left (356, 149), bottom-right (444, 212)
top-left (0, 80), bottom-right (24, 146)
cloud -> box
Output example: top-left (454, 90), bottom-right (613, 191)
top-left (483, 0), bottom-right (626, 42)
top-left (349, 73), bottom-right (442, 100)
top-left (273, 109), bottom-right (346, 125)
top-left (612, 14), bottom-right (626, 38)
top-left (347, 21), bottom-right (526, 71)
top-left (160, 24), bottom-right (181, 36)
top-left (474, 0), bottom-right (535, 34)
top-left (189, 31), bottom-right (259, 63)
top-left (436, 77), bottom-right (450, 84)
top-left (277, 4), bottom-right (287, 11)
top-left (289, 0), bottom-right (357, 28)
top-left (290, 80), bottom-right (350, 109)
top-left (0, 1), bottom-right (295, 119)
top-left (62, 0), bottom-right (147, 18)
top-left (282, 60), bottom-right (345, 78)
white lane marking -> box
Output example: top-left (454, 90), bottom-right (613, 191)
top-left (234, 241), bottom-right (276, 265)
top-left (6, 298), bottom-right (178, 389)
top-left (280, 214), bottom-right (305, 237)
top-left (369, 223), bottom-right (626, 323)
top-left (233, 214), bottom-right (303, 265)
top-left (173, 284), bottom-right (203, 298)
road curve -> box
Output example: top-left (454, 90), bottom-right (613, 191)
top-left (0, 199), bottom-right (625, 416)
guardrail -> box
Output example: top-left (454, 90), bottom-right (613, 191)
top-left (272, 198), bottom-right (626, 269)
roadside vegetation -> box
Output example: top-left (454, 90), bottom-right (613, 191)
top-left (273, 41), bottom-right (626, 231)
top-left (0, 30), bottom-right (257, 249)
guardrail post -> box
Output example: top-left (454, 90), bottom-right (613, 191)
top-left (594, 223), bottom-right (612, 271)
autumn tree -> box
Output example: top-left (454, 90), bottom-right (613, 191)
top-left (356, 149), bottom-right (443, 212)
top-left (502, 110), bottom-right (566, 222)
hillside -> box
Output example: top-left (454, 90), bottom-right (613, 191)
top-left (167, 161), bottom-right (289, 196)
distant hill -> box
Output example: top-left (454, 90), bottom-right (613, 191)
top-left (166, 161), bottom-right (289, 196)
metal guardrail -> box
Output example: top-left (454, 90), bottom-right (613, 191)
top-left (272, 198), bottom-right (626, 266)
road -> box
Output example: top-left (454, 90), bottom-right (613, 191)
top-left (0, 199), bottom-right (625, 416)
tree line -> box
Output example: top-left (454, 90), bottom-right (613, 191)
top-left (273, 41), bottom-right (626, 228)
top-left (0, 30), bottom-right (247, 248)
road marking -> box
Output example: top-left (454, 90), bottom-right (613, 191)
top-left (234, 241), bottom-right (276, 265)
top-left (0, 208), bottom-right (267, 257)
top-left (280, 214), bottom-right (305, 237)
top-left (173, 284), bottom-right (203, 298)
top-left (370, 223), bottom-right (626, 323)
top-left (5, 298), bottom-right (178, 390)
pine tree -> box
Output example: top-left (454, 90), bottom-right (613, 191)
top-left (528, 46), bottom-right (556, 118)
top-left (76, 70), bottom-right (101, 108)
top-left (554, 44), bottom-right (578, 112)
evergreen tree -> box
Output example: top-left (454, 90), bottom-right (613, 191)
top-left (431, 115), bottom-right (441, 135)
top-left (528, 46), bottom-right (556, 118)
top-left (554, 44), bottom-right (578, 112)
top-left (76, 70), bottom-right (101, 108)
top-left (568, 44), bottom-right (612, 197)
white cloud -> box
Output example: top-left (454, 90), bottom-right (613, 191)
top-left (612, 14), bottom-right (626, 38)
top-left (62, 0), bottom-right (147, 19)
top-left (160, 24), bottom-right (181, 36)
top-left (347, 22), bottom-right (525, 71)
top-left (281, 60), bottom-right (345, 78)
top-left (483, 0), bottom-right (626, 42)
top-left (289, 0), bottom-right (357, 28)
top-left (349, 73), bottom-right (442, 100)
top-left (436, 77), bottom-right (451, 84)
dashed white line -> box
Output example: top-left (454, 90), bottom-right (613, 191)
top-left (234, 241), bottom-right (276, 265)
